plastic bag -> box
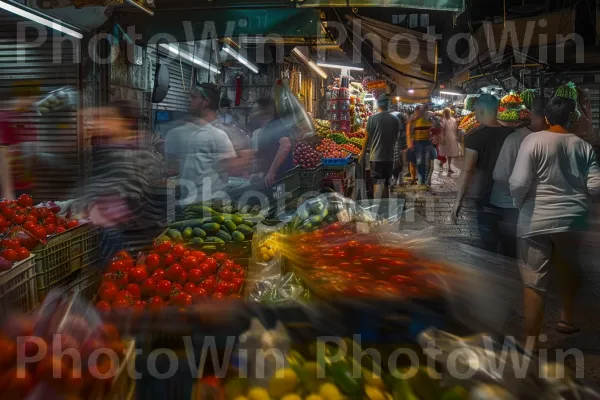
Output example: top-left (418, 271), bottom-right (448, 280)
top-left (273, 80), bottom-right (315, 141)
top-left (34, 87), bottom-right (78, 115)
top-left (248, 272), bottom-right (310, 304)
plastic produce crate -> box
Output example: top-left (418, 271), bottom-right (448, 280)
top-left (66, 266), bottom-right (102, 301)
top-left (0, 255), bottom-right (37, 314)
top-left (34, 223), bottom-right (101, 301)
top-left (322, 155), bottom-right (352, 166)
top-left (298, 164), bottom-right (324, 192)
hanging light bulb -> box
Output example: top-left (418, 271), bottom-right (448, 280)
top-left (408, 82), bottom-right (414, 94)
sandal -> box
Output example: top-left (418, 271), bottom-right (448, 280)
top-left (555, 320), bottom-right (580, 335)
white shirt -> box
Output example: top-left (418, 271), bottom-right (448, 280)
top-left (170, 121), bottom-right (237, 204)
top-left (491, 127), bottom-right (532, 208)
top-left (509, 130), bottom-right (600, 237)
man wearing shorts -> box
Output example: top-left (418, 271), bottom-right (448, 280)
top-left (362, 94), bottom-right (401, 199)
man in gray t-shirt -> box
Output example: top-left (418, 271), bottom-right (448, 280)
top-left (362, 94), bottom-right (401, 198)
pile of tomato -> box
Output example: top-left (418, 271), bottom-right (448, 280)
top-left (96, 242), bottom-right (247, 313)
top-left (287, 223), bottom-right (449, 299)
top-left (316, 138), bottom-right (349, 159)
top-left (0, 315), bottom-right (127, 398)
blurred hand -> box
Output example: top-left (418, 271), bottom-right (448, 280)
top-left (264, 171), bottom-right (276, 187)
top-left (89, 196), bottom-right (132, 227)
top-left (450, 206), bottom-right (460, 224)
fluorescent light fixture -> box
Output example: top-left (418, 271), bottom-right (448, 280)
top-left (223, 44), bottom-right (259, 74)
top-left (159, 43), bottom-right (220, 74)
top-left (0, 0), bottom-right (83, 39)
top-left (396, 96), bottom-right (400, 101)
top-left (408, 89), bottom-right (415, 94)
top-left (125, 0), bottom-right (154, 16)
top-left (440, 91), bottom-right (463, 96)
top-left (292, 47), bottom-right (327, 80)
top-left (317, 62), bottom-right (364, 71)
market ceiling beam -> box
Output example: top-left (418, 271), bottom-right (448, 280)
top-left (298, 0), bottom-right (464, 12)
top-left (114, 8), bottom-right (322, 42)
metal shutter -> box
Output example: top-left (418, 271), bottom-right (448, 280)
top-left (0, 12), bottom-right (81, 201)
top-left (148, 48), bottom-right (194, 112)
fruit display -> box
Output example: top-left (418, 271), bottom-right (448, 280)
top-left (458, 112), bottom-right (479, 133)
top-left (0, 231), bottom-right (31, 268)
top-left (499, 93), bottom-right (523, 108)
top-left (258, 238), bottom-right (277, 262)
top-left (317, 138), bottom-right (349, 159)
top-left (294, 142), bottom-right (321, 169)
top-left (314, 119), bottom-right (332, 137)
top-left (339, 143), bottom-right (361, 155)
top-left (497, 108), bottom-right (520, 122)
top-left (520, 88), bottom-right (538, 108)
top-left (348, 137), bottom-right (364, 150)
top-left (96, 246), bottom-right (246, 311)
top-left (555, 81), bottom-right (578, 100)
top-left (0, 312), bottom-right (130, 399)
top-left (464, 94), bottom-right (479, 111)
top-left (328, 133), bottom-right (349, 145)
top-left (345, 130), bottom-right (365, 139)
top-left (164, 202), bottom-right (260, 245)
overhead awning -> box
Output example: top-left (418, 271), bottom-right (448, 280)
top-left (299, 0), bottom-right (464, 12)
top-left (117, 8), bottom-right (322, 42)
top-left (344, 14), bottom-right (438, 103)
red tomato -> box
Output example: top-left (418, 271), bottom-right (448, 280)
top-left (172, 292), bottom-right (192, 308)
top-left (141, 278), bottom-right (157, 297)
top-left (112, 298), bottom-right (131, 311)
top-left (146, 252), bottom-right (160, 272)
top-left (155, 280), bottom-right (173, 299)
top-left (212, 293), bottom-right (225, 300)
top-left (1, 238), bottom-right (19, 249)
top-left (166, 264), bottom-right (184, 282)
top-left (1, 207), bottom-right (16, 221)
top-left (105, 269), bottom-right (129, 287)
top-left (16, 194), bottom-right (33, 208)
top-left (66, 219), bottom-right (79, 229)
top-left (37, 207), bottom-right (50, 218)
top-left (187, 268), bottom-right (203, 284)
top-left (201, 277), bottom-right (216, 294)
top-left (198, 263), bottom-right (212, 277)
top-left (132, 300), bottom-right (145, 313)
top-left (0, 215), bottom-right (6, 228)
top-left (114, 250), bottom-right (132, 261)
top-left (190, 251), bottom-right (206, 261)
top-left (146, 296), bottom-right (164, 312)
top-left (125, 283), bottom-right (141, 299)
top-left (161, 253), bottom-right (175, 268)
top-left (55, 226), bottom-right (66, 234)
top-left (190, 287), bottom-right (207, 302)
top-left (151, 268), bottom-right (166, 281)
top-left (205, 257), bottom-right (218, 272)
top-left (96, 300), bottom-right (111, 312)
top-left (107, 260), bottom-right (126, 273)
top-left (230, 277), bottom-right (244, 292)
top-left (171, 244), bottom-right (185, 259)
top-left (98, 282), bottom-right (118, 302)
top-left (217, 268), bottom-right (233, 282)
top-left (43, 215), bottom-right (56, 225)
top-left (214, 281), bottom-right (231, 296)
top-left (181, 256), bottom-right (198, 271)
top-left (184, 282), bottom-right (197, 294)
top-left (154, 240), bottom-right (172, 255)
top-left (1, 249), bottom-right (17, 262)
top-left (177, 270), bottom-right (188, 285)
top-left (172, 283), bottom-right (183, 292)
top-left (43, 223), bottom-right (56, 235)
top-left (114, 290), bottom-right (133, 303)
top-left (212, 252), bottom-right (227, 262)
top-left (12, 214), bottom-right (25, 225)
top-left (129, 266), bottom-right (148, 284)
top-left (222, 259), bottom-right (235, 270)
top-left (15, 247), bottom-right (29, 261)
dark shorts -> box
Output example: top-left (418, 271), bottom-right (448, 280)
top-left (370, 161), bottom-right (394, 183)
top-left (406, 148), bottom-right (416, 164)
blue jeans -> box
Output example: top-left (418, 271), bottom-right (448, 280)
top-left (414, 140), bottom-right (436, 184)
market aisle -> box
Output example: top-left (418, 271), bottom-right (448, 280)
top-left (394, 160), bottom-right (600, 383)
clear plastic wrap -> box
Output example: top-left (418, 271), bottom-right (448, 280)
top-left (34, 87), bottom-right (78, 115)
top-left (248, 272), bottom-right (310, 304)
top-left (273, 80), bottom-right (315, 141)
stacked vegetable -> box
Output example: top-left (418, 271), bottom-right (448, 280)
top-left (458, 112), bottom-right (479, 134)
top-left (464, 94), bottom-right (479, 111)
top-left (164, 203), bottom-right (258, 245)
top-left (339, 143), bottom-right (361, 155)
top-left (328, 133), bottom-right (349, 145)
top-left (497, 93), bottom-right (527, 122)
top-left (555, 82), bottom-right (582, 122)
top-left (520, 88), bottom-right (538, 109)
top-left (96, 247), bottom-right (246, 312)
top-left (294, 142), bottom-right (322, 169)
top-left (314, 119), bottom-right (332, 137)
top-left (316, 138), bottom-right (349, 160)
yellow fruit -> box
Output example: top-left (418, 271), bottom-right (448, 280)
top-left (319, 383), bottom-right (342, 400)
top-left (303, 362), bottom-right (324, 379)
top-left (269, 368), bottom-right (298, 398)
top-left (305, 395), bottom-right (323, 400)
top-left (248, 387), bottom-right (270, 400)
top-left (261, 254), bottom-right (271, 261)
top-left (365, 385), bottom-right (385, 400)
top-left (281, 395), bottom-right (302, 400)
top-left (267, 249), bottom-right (276, 257)
top-left (363, 369), bottom-right (385, 391)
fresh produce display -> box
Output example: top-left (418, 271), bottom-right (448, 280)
top-left (499, 93), bottom-right (523, 108)
top-left (339, 143), bottom-right (361, 155)
top-left (96, 246), bottom-right (246, 310)
top-left (496, 108), bottom-right (520, 122)
top-left (555, 81), bottom-right (578, 100)
top-left (314, 119), bottom-right (332, 137)
top-left (317, 138), bottom-right (349, 159)
top-left (294, 142), bottom-right (321, 169)
top-left (464, 94), bottom-right (479, 111)
top-left (458, 112), bottom-right (479, 133)
top-left (520, 88), bottom-right (538, 108)
top-left (0, 313), bottom-right (129, 398)
top-left (164, 202), bottom-right (259, 245)
top-left (0, 231), bottom-right (31, 268)
top-left (345, 130), bottom-right (365, 139)
top-left (0, 195), bottom-right (79, 242)
top-left (258, 238), bottom-right (277, 262)
top-left (328, 133), bottom-right (349, 145)
top-left (497, 93), bottom-right (527, 123)
top-left (348, 137), bottom-right (364, 150)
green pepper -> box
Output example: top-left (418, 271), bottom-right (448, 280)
top-left (326, 359), bottom-right (362, 396)
top-left (392, 377), bottom-right (419, 400)
top-left (287, 350), bottom-right (306, 380)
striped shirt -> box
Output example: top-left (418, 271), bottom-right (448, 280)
top-left (413, 117), bottom-right (432, 141)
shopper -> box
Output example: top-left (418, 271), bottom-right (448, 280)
top-left (404, 106), bottom-right (420, 185)
top-left (450, 94), bottom-right (514, 254)
top-left (362, 94), bottom-right (401, 199)
top-left (391, 110), bottom-right (407, 184)
top-left (510, 97), bottom-right (600, 344)
top-left (490, 98), bottom-right (547, 258)
top-left (168, 83), bottom-right (250, 205)
top-left (409, 104), bottom-right (436, 189)
top-left (438, 108), bottom-right (461, 175)
top-left (81, 101), bottom-right (163, 264)
top-left (255, 98), bottom-right (294, 186)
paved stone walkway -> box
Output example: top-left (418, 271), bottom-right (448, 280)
top-left (393, 159), bottom-right (600, 384)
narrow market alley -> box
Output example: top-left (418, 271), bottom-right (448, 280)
top-left (394, 162), bottom-right (600, 383)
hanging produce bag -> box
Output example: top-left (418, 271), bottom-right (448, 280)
top-left (273, 80), bottom-right (315, 141)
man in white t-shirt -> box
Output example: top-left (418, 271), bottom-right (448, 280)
top-left (168, 83), bottom-right (250, 205)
